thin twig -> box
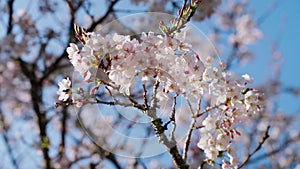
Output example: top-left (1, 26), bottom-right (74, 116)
top-left (178, 0), bottom-right (188, 20)
top-left (40, 0), bottom-right (120, 82)
top-left (238, 125), bottom-right (270, 169)
top-left (195, 103), bottom-right (225, 118)
top-left (87, 98), bottom-right (146, 111)
top-left (182, 99), bottom-right (200, 162)
top-left (169, 94), bottom-right (178, 141)
top-left (248, 132), bottom-right (300, 164)
top-left (76, 113), bottom-right (122, 169)
top-left (87, 0), bottom-right (120, 32)
top-left (128, 95), bottom-right (147, 111)
top-left (105, 86), bottom-right (114, 98)
top-left (142, 84), bottom-right (149, 110)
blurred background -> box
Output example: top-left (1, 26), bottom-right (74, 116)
top-left (0, 0), bottom-right (299, 168)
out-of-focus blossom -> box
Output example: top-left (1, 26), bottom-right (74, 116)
top-left (216, 2), bottom-right (246, 29)
top-left (229, 15), bottom-right (262, 46)
top-left (193, 0), bottom-right (221, 21)
top-left (130, 0), bottom-right (168, 12)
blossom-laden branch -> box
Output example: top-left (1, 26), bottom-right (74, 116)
top-left (56, 28), bottom-right (263, 168)
top-left (55, 0), bottom-right (265, 168)
top-left (57, 26), bottom-right (263, 169)
top-left (160, 0), bottom-right (202, 37)
top-left (4, 0), bottom-right (298, 168)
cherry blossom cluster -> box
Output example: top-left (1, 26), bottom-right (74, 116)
top-left (229, 15), bottom-right (262, 46)
top-left (65, 29), bottom-right (208, 98)
top-left (197, 68), bottom-right (263, 166)
top-left (213, 1), bottom-right (263, 65)
top-left (57, 25), bottom-right (263, 168)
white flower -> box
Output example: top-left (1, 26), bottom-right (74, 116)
top-left (197, 131), bottom-right (211, 150)
top-left (203, 67), bottom-right (216, 82)
top-left (227, 149), bottom-right (238, 166)
top-left (66, 43), bottom-right (79, 59)
top-left (222, 160), bottom-right (237, 169)
top-left (242, 74), bottom-right (254, 83)
top-left (81, 45), bottom-right (94, 58)
top-left (204, 146), bottom-right (219, 160)
top-left (57, 77), bottom-right (71, 101)
top-left (72, 56), bottom-right (93, 81)
top-left (67, 43), bottom-right (93, 81)
top-left (122, 41), bottom-right (133, 53)
top-left (109, 70), bottom-right (133, 95)
top-left (202, 115), bottom-right (216, 130)
top-left (216, 133), bottom-right (230, 151)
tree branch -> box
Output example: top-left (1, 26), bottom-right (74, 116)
top-left (182, 99), bottom-right (201, 162)
top-left (0, 107), bottom-right (19, 169)
top-left (77, 115), bottom-right (122, 169)
top-left (195, 103), bottom-right (225, 118)
top-left (58, 106), bottom-right (68, 160)
top-left (87, 0), bottom-right (120, 32)
top-left (18, 58), bottom-right (52, 169)
top-left (248, 131), bottom-right (300, 165)
top-left (6, 0), bottom-right (15, 35)
top-left (144, 80), bottom-right (188, 169)
top-left (238, 125), bottom-right (270, 169)
top-left (41, 0), bottom-right (120, 83)
top-left (169, 94), bottom-right (178, 142)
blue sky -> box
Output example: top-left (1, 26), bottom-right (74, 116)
top-left (250, 0), bottom-right (300, 83)
top-left (249, 0), bottom-right (300, 113)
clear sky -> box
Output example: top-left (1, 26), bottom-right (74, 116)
top-left (248, 0), bottom-right (300, 114)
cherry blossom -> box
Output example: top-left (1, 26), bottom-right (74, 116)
top-left (229, 15), bottom-right (262, 46)
top-left (57, 77), bottom-right (71, 101)
top-left (60, 23), bottom-right (264, 166)
top-left (2, 0), bottom-right (298, 168)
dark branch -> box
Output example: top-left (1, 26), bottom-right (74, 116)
top-left (248, 131), bottom-right (300, 165)
top-left (238, 125), bottom-right (270, 169)
top-left (18, 58), bottom-right (52, 169)
top-left (6, 0), bottom-right (15, 35)
top-left (87, 0), bottom-right (120, 32)
top-left (58, 106), bottom-right (68, 159)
